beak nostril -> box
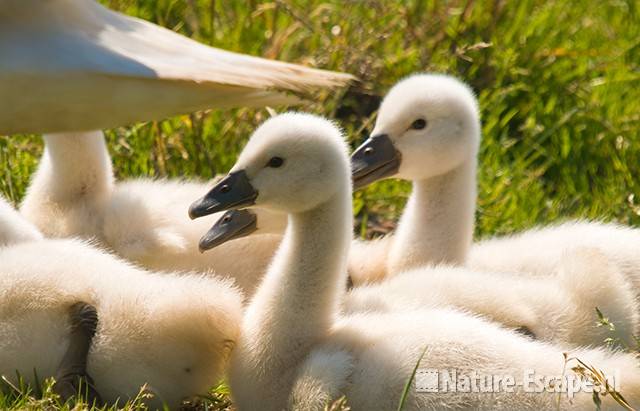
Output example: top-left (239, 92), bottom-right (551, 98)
top-left (364, 147), bottom-right (374, 156)
top-left (220, 184), bottom-right (230, 193)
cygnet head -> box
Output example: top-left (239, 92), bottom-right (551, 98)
top-left (352, 74), bottom-right (480, 188)
top-left (189, 113), bottom-right (349, 245)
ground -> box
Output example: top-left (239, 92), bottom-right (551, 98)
top-left (1, 0), bottom-right (639, 409)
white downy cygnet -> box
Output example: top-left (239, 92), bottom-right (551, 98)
top-left (20, 131), bottom-right (282, 295)
top-left (195, 74), bottom-right (639, 348)
top-left (189, 113), bottom-right (640, 411)
top-left (0, 196), bottom-right (243, 408)
top-left (349, 74), bottom-right (640, 293)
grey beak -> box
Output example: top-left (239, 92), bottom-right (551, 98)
top-left (189, 170), bottom-right (258, 220)
top-left (198, 209), bottom-right (258, 252)
top-left (351, 134), bottom-right (401, 190)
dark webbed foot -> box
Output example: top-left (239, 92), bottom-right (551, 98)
top-left (53, 302), bottom-right (103, 405)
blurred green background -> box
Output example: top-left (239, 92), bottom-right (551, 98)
top-left (1, 0), bottom-right (639, 240)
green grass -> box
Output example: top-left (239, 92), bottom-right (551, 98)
top-left (1, 0), bottom-right (639, 409)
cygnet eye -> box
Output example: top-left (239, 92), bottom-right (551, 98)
top-left (410, 118), bottom-right (427, 130)
top-left (266, 156), bottom-right (285, 168)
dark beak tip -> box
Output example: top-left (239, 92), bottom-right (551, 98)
top-left (198, 209), bottom-right (258, 252)
top-left (198, 237), bottom-right (216, 253)
top-left (188, 198), bottom-right (209, 220)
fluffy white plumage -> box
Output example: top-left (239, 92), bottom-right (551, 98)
top-left (348, 74), bottom-right (640, 300)
top-left (468, 220), bottom-right (640, 289)
top-left (201, 75), bottom-right (640, 347)
top-left (208, 113), bottom-right (640, 410)
top-left (20, 131), bottom-right (281, 295)
top-left (0, 195), bottom-right (243, 409)
top-left (223, 213), bottom-right (640, 347)
top-left (344, 246), bottom-right (639, 347)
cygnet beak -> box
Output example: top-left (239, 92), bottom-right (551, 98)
top-left (351, 134), bottom-right (401, 190)
top-left (189, 170), bottom-right (258, 220)
top-left (198, 209), bottom-right (258, 252)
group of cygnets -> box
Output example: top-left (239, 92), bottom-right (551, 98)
top-left (1, 73), bottom-right (639, 410)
